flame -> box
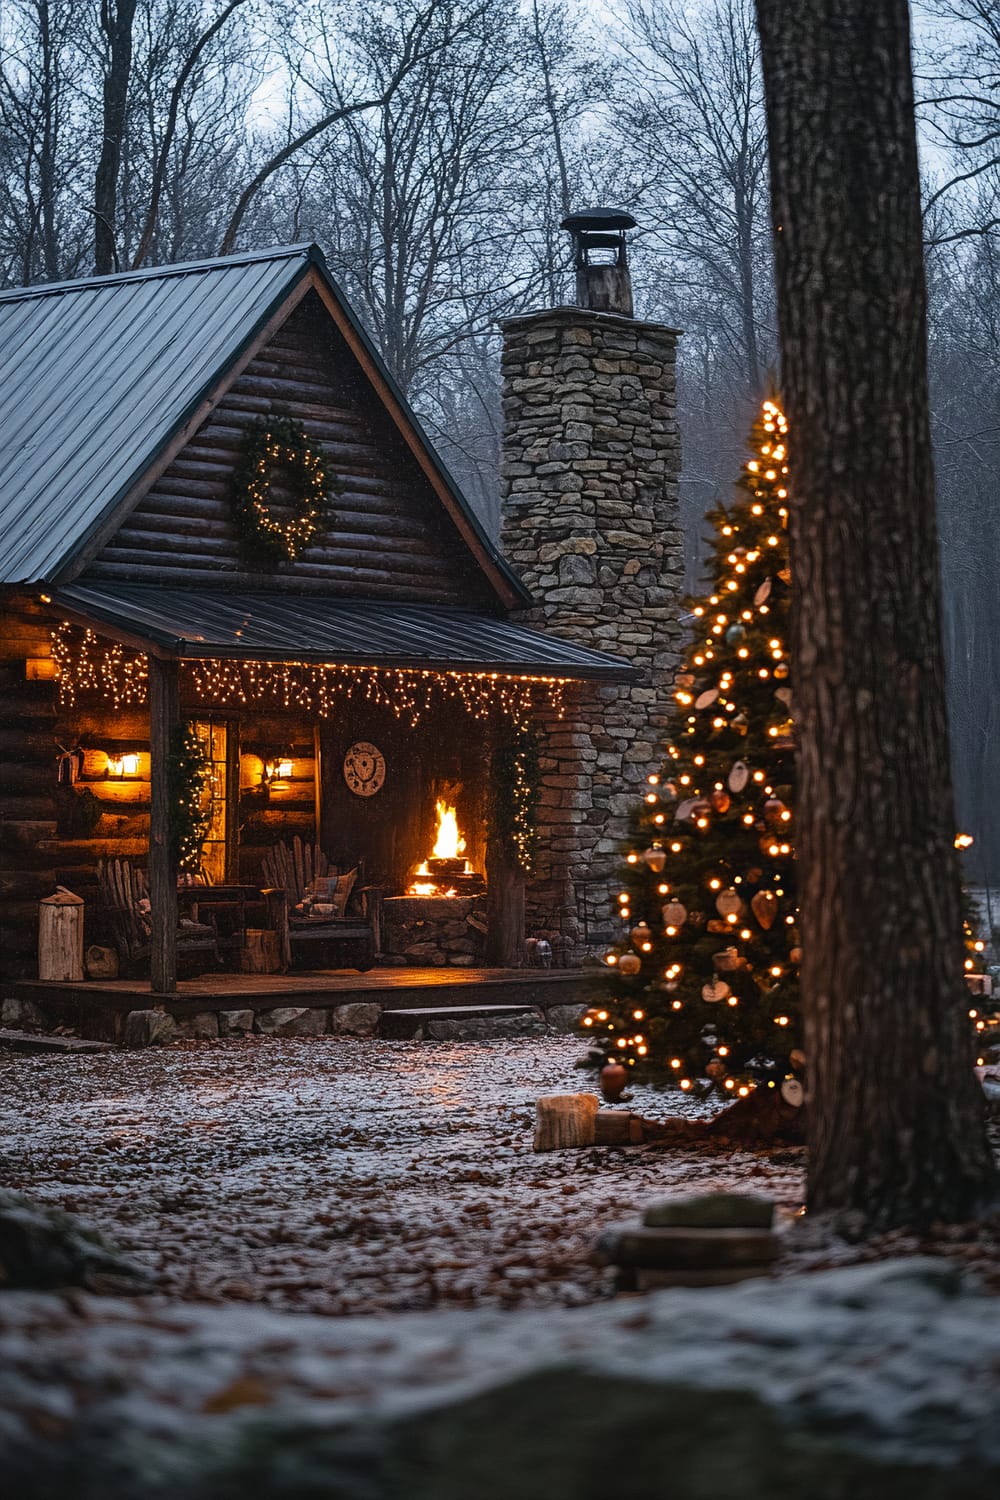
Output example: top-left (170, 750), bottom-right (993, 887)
top-left (432, 802), bottom-right (465, 860)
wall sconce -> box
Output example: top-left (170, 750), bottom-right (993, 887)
top-left (262, 756), bottom-right (293, 785)
top-left (109, 752), bottom-right (140, 777)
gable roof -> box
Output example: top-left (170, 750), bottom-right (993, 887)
top-left (0, 244), bottom-right (527, 604)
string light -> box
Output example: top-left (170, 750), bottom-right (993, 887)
top-left (51, 625), bottom-right (569, 724)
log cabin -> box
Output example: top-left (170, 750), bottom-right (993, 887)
top-left (0, 226), bottom-right (685, 1006)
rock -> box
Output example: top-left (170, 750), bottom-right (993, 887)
top-left (426, 1009), bottom-right (546, 1041)
top-left (174, 1011), bottom-right (219, 1041)
top-left (643, 1192), bottom-right (775, 1231)
top-left (1, 996), bottom-right (49, 1031)
top-left (218, 1009), bottom-right (255, 1037)
top-left (544, 1003), bottom-right (588, 1033)
top-left (255, 1006), bottom-right (328, 1037)
top-left (596, 1225), bottom-right (781, 1271)
top-left (331, 1002), bottom-right (382, 1037)
top-left (0, 1189), bottom-right (150, 1293)
top-left (1, 1260), bottom-right (999, 1495)
top-left (123, 1009), bottom-right (177, 1048)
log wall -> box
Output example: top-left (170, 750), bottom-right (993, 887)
top-left (84, 290), bottom-right (493, 605)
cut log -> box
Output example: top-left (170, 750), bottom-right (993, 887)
top-left (533, 1094), bottom-right (599, 1152)
top-left (38, 887), bottom-right (84, 982)
top-left (240, 929), bottom-right (281, 974)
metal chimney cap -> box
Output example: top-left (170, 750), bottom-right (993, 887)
top-left (560, 207), bottom-right (637, 233)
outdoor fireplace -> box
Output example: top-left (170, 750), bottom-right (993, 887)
top-left (383, 799), bottom-right (488, 966)
top-left (406, 801), bottom-right (486, 899)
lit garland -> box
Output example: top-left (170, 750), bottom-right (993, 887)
top-left (50, 626), bottom-right (569, 724)
top-left (167, 722), bottom-right (211, 870)
top-left (231, 416), bottom-right (333, 562)
top-left (489, 720), bottom-right (541, 872)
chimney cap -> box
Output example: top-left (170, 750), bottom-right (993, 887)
top-left (560, 207), bottom-right (637, 233)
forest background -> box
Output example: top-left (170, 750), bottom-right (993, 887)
top-left (2, 0), bottom-right (997, 877)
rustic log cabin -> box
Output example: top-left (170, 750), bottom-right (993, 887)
top-left (0, 225), bottom-right (684, 1034)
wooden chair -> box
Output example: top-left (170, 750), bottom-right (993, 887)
top-left (96, 858), bottom-right (219, 977)
top-left (260, 838), bottom-right (383, 972)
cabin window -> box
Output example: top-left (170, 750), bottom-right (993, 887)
top-left (191, 717), bottom-right (239, 882)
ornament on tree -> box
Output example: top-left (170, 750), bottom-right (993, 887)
top-left (710, 788), bottom-right (731, 813)
top-left (702, 979), bottom-right (730, 1003)
top-left (643, 846), bottom-right (667, 872)
top-left (716, 889), bottom-right (743, 918)
top-left (663, 900), bottom-right (688, 926)
top-left (751, 890), bottom-right (778, 929)
top-left (728, 760), bottom-right (750, 792)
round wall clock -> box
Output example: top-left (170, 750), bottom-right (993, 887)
top-left (343, 741), bottom-right (386, 797)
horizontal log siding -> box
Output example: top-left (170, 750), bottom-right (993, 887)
top-left (85, 291), bottom-right (493, 603)
top-left (0, 596), bottom-right (60, 977)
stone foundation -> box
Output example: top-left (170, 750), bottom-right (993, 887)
top-left (381, 895), bottom-right (488, 967)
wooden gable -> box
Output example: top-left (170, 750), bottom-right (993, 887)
top-left (81, 288), bottom-right (498, 606)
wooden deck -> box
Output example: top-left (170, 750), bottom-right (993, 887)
top-left (14, 967), bottom-right (600, 1027)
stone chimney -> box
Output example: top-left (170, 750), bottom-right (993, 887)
top-left (499, 209), bottom-right (684, 950)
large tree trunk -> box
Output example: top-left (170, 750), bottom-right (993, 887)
top-left (754, 0), bottom-right (996, 1230)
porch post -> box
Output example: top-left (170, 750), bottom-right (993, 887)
top-left (148, 654), bottom-right (179, 995)
top-left (485, 839), bottom-right (526, 968)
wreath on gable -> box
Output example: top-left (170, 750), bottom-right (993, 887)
top-left (231, 415), bottom-right (333, 562)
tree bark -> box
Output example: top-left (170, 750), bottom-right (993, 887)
top-left (754, 0), bottom-right (996, 1229)
top-left (94, 0), bottom-right (137, 275)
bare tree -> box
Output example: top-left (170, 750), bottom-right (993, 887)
top-left (755, 0), bottom-right (996, 1230)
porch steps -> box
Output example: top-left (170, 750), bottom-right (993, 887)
top-left (379, 1004), bottom-right (546, 1041)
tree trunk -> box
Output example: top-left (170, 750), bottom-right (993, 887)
top-left (754, 0), bottom-right (996, 1229)
top-left (94, 0), bottom-right (137, 275)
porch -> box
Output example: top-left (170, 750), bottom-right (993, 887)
top-left (12, 965), bottom-right (600, 1043)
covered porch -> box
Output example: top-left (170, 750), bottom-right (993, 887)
top-left (11, 965), bottom-right (600, 1043)
top-left (44, 582), bottom-right (632, 995)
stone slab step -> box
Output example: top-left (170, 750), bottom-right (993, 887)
top-left (0, 1029), bottom-right (114, 1055)
top-left (597, 1224), bottom-right (782, 1271)
top-left (379, 1005), bottom-right (546, 1041)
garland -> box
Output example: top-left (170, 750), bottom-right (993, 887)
top-left (489, 720), bottom-right (541, 873)
top-left (231, 416), bottom-right (333, 562)
top-left (167, 723), bottom-right (211, 870)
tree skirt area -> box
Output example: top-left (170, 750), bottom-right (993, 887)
top-left (0, 1035), bottom-right (809, 1314)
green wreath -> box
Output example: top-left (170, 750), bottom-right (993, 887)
top-left (231, 416), bottom-right (332, 562)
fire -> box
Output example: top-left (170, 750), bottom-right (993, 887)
top-left (432, 802), bottom-right (465, 860)
top-left (406, 801), bottom-right (474, 897)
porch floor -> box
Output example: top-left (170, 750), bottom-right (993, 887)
top-left (13, 966), bottom-right (599, 1020)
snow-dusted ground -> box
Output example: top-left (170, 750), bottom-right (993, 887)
top-left (0, 1036), bottom-right (807, 1314)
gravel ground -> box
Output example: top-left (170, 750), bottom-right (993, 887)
top-left (0, 1035), bottom-right (807, 1315)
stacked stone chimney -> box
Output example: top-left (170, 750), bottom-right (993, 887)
top-left (499, 210), bottom-right (684, 951)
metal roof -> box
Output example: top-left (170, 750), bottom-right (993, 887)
top-left (53, 584), bottom-right (638, 682)
top-left (0, 244), bottom-right (526, 602)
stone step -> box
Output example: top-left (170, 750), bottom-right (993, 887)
top-left (379, 1004), bottom-right (547, 1041)
top-left (0, 1028), bottom-right (114, 1055)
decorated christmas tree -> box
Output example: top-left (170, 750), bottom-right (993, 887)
top-left (584, 399), bottom-right (801, 1099)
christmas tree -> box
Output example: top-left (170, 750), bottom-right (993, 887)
top-left (584, 399), bottom-right (801, 1099)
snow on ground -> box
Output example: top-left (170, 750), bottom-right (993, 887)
top-left (0, 1036), bottom-right (807, 1315)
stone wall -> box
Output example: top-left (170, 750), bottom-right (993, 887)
top-left (381, 895), bottom-right (488, 967)
top-left (499, 307), bottom-right (685, 952)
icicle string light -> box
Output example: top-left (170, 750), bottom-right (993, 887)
top-left (50, 626), bottom-right (569, 723)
